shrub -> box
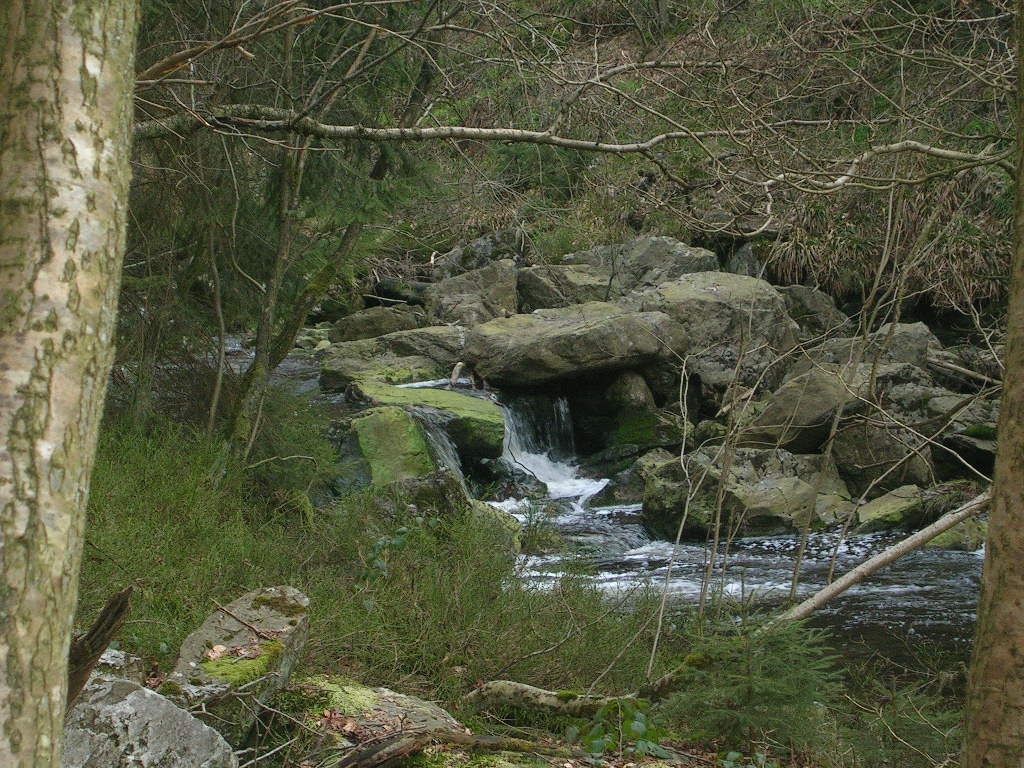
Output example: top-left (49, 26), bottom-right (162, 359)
top-left (655, 616), bottom-right (841, 754)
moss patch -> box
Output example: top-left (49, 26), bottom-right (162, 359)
top-left (201, 640), bottom-right (283, 686)
top-left (962, 423), bottom-right (997, 440)
top-left (251, 593), bottom-right (307, 617)
top-left (300, 676), bottom-right (380, 715)
top-left (352, 406), bottom-right (437, 485)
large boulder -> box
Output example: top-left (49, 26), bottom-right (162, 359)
top-left (561, 236), bottom-right (719, 296)
top-left (320, 326), bottom-right (466, 389)
top-left (432, 229), bottom-right (527, 279)
top-left (160, 586), bottom-right (310, 746)
top-left (776, 284), bottom-right (850, 341)
top-left (642, 447), bottom-right (854, 538)
top-left (517, 263), bottom-right (612, 311)
top-left (627, 272), bottom-right (799, 390)
top-left (854, 485), bottom-right (923, 533)
top-left (423, 259), bottom-right (518, 326)
top-left (64, 677), bottom-right (237, 768)
top-left (357, 382), bottom-right (505, 463)
top-left (739, 365), bottom-right (854, 452)
top-left (832, 417), bottom-right (933, 498)
top-left (740, 362), bottom-right (937, 453)
top-left (351, 406), bottom-right (438, 485)
top-left (464, 302), bottom-right (686, 387)
top-left (329, 305), bottom-right (425, 342)
top-left (788, 322), bottom-right (941, 378)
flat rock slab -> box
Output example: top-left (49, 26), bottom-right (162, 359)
top-left (465, 302), bottom-right (686, 387)
top-left (321, 326), bottom-right (467, 389)
top-left (288, 676), bottom-right (469, 759)
top-left (162, 586), bottom-right (309, 746)
top-left (359, 382), bottom-right (505, 461)
top-left (64, 676), bottom-right (237, 768)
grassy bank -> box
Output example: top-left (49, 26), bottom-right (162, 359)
top-left (76, 415), bottom-right (964, 766)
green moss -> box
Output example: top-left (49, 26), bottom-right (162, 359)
top-left (301, 676), bottom-right (379, 714)
top-left (360, 383), bottom-right (503, 427)
top-left (555, 689), bottom-right (582, 701)
top-left (352, 406), bottom-right (437, 485)
top-left (201, 640), bottom-right (283, 686)
top-left (962, 423), bottom-right (997, 440)
top-left (251, 593), bottom-right (307, 617)
top-left (157, 680), bottom-right (183, 697)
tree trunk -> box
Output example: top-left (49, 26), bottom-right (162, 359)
top-left (0, 1), bottom-right (137, 765)
top-left (961, 4), bottom-right (1024, 764)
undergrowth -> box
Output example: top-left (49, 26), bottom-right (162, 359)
top-left (78, 414), bottom-right (966, 767)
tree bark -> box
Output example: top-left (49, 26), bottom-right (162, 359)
top-left (0, 1), bottom-right (137, 765)
top-left (961, 5), bottom-right (1024, 762)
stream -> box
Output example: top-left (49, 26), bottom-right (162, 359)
top-left (265, 348), bottom-right (983, 660)
top-left (490, 392), bottom-right (984, 660)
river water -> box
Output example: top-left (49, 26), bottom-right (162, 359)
top-left (490, 392), bottom-right (984, 660)
top-left (263, 347), bottom-right (983, 660)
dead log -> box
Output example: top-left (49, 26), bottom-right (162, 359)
top-left (463, 680), bottom-right (630, 718)
top-left (67, 586), bottom-right (133, 711)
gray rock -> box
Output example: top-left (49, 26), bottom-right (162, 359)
top-left (776, 284), bottom-right (850, 340)
top-left (642, 446), bottom-right (854, 538)
top-left (627, 272), bottom-right (800, 390)
top-left (423, 259), bottom-right (518, 326)
top-left (723, 242), bottom-right (764, 277)
top-left (320, 326), bottom-right (466, 389)
top-left (161, 586), bottom-right (310, 746)
top-left (432, 229), bottom-right (527, 279)
top-left (788, 322), bottom-right (941, 378)
top-left (741, 362), bottom-right (938, 453)
top-left (855, 485), bottom-right (923, 532)
top-left (517, 263), bottom-right (612, 311)
top-left (561, 236), bottom-right (719, 296)
top-left (64, 677), bottom-right (237, 768)
top-left (329, 305), bottom-right (426, 343)
top-left (464, 302), bottom-right (687, 387)
top-left (833, 418), bottom-right (933, 499)
top-left (94, 649), bottom-right (148, 686)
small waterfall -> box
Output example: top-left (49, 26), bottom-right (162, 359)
top-left (500, 393), bottom-right (607, 505)
top-left (407, 406), bottom-right (468, 489)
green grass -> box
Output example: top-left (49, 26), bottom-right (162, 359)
top-left (77, 415), bottom-right (967, 768)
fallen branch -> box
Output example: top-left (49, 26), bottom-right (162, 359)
top-left (67, 587), bottom-right (133, 711)
top-left (463, 680), bottom-right (631, 718)
top-left (777, 490), bottom-right (990, 622)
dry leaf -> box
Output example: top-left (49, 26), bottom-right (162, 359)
top-left (205, 644), bottom-right (228, 661)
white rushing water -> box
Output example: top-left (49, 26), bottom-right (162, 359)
top-left (499, 393), bottom-right (607, 506)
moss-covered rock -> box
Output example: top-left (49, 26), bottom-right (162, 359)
top-left (283, 676), bottom-right (467, 755)
top-left (163, 586), bottom-right (310, 746)
top-left (855, 485), bottom-right (923, 533)
top-left (627, 272), bottom-right (799, 390)
top-left (642, 447), bottom-right (854, 538)
top-left (517, 263), bottom-right (611, 312)
top-left (352, 406), bottom-right (438, 485)
top-left (329, 304), bottom-right (426, 342)
top-left (320, 326), bottom-right (466, 389)
top-left (926, 517), bottom-right (988, 551)
top-left (359, 383), bottom-right (504, 461)
top-left (424, 259), bottom-right (519, 326)
top-left (465, 302), bottom-right (686, 387)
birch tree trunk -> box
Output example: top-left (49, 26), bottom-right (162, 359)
top-left (961, 3), bottom-right (1024, 764)
top-left (0, 1), bottom-right (137, 765)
